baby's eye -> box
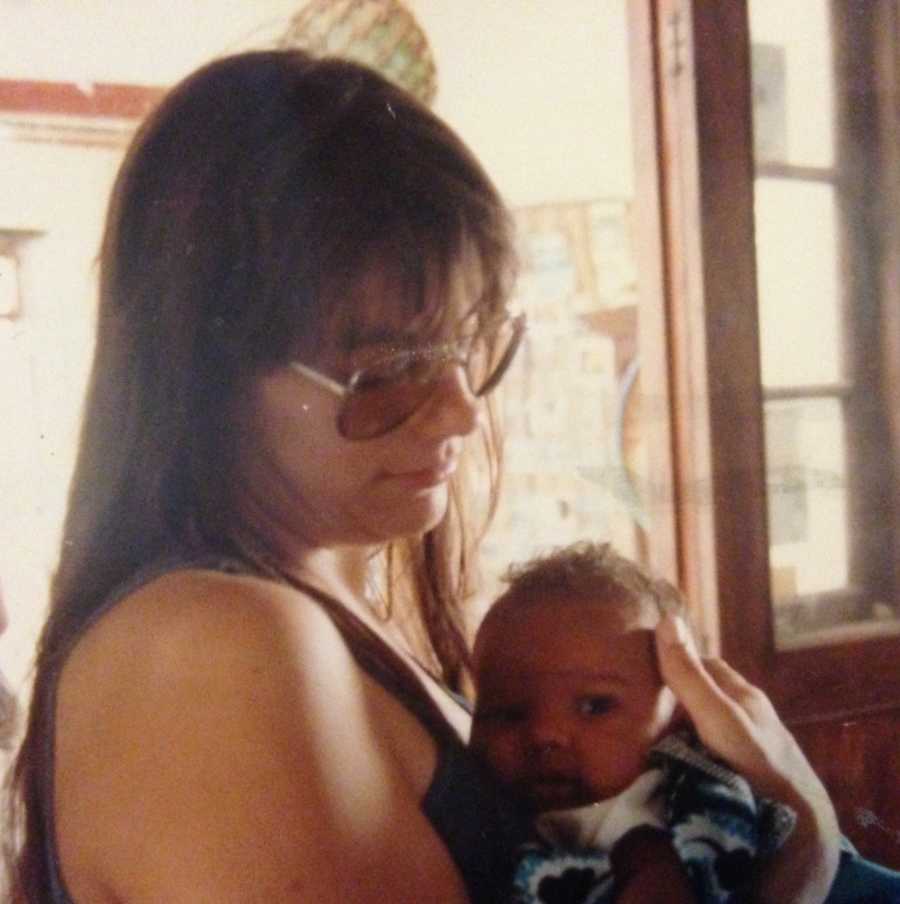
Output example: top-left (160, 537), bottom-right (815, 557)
top-left (576, 695), bottom-right (617, 717)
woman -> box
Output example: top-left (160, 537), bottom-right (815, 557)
top-left (5, 51), bottom-right (840, 902)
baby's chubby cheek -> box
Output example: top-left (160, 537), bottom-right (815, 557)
top-left (469, 717), bottom-right (517, 781)
top-left (469, 721), bottom-right (497, 764)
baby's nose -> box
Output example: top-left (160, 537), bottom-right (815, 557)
top-left (524, 711), bottom-right (570, 754)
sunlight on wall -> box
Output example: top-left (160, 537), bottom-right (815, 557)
top-left (0, 2), bottom-right (634, 704)
top-left (419, 0), bottom-right (633, 203)
top-left (0, 0), bottom-right (633, 205)
top-left (0, 141), bottom-right (121, 694)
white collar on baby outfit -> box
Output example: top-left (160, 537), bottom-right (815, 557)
top-left (534, 769), bottom-right (667, 851)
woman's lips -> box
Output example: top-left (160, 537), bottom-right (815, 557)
top-left (392, 462), bottom-right (457, 488)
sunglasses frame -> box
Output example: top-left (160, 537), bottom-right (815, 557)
top-left (288, 312), bottom-right (526, 439)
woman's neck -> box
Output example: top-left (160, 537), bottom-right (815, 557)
top-left (231, 477), bottom-right (378, 607)
top-left (289, 544), bottom-right (372, 606)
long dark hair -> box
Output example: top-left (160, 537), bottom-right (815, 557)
top-left (5, 50), bottom-right (515, 900)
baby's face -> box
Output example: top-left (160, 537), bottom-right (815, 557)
top-left (470, 596), bottom-right (677, 812)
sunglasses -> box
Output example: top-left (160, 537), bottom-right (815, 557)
top-left (288, 312), bottom-right (526, 440)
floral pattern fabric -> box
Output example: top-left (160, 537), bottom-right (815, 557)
top-left (509, 732), bottom-right (795, 904)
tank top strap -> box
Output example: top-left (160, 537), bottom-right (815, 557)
top-left (275, 571), bottom-right (464, 749)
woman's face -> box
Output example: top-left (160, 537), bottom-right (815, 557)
top-left (234, 261), bottom-right (485, 550)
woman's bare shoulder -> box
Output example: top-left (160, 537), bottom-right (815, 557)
top-left (69, 566), bottom-right (344, 669)
top-left (57, 569), bottom-right (349, 747)
top-left (57, 567), bottom-right (366, 788)
top-left (55, 569), bottom-right (467, 903)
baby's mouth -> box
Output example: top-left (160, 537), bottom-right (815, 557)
top-left (520, 773), bottom-right (593, 811)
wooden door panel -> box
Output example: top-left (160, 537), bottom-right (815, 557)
top-left (793, 711), bottom-right (900, 869)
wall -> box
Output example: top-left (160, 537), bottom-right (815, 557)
top-left (0, 141), bottom-right (121, 693)
top-left (0, 1), bottom-right (634, 697)
top-left (0, 0), bottom-right (633, 203)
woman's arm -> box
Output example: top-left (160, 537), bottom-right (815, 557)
top-left (55, 570), bottom-right (470, 903)
top-left (655, 615), bottom-right (841, 904)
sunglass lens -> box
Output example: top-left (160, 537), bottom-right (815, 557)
top-left (469, 316), bottom-right (523, 396)
top-left (338, 354), bottom-right (438, 440)
top-left (338, 316), bottom-right (524, 440)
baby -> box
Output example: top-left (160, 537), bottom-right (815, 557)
top-left (470, 542), bottom-right (795, 903)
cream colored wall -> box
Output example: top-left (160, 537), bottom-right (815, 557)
top-left (0, 2), bottom-right (632, 701)
top-left (416, 0), bottom-right (633, 203)
top-left (0, 142), bottom-right (121, 696)
top-left (0, 0), bottom-right (632, 203)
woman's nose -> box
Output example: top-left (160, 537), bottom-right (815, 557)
top-left (412, 364), bottom-right (480, 439)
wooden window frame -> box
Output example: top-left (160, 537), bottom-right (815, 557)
top-left (830, 1), bottom-right (900, 625)
top-left (628, 0), bottom-right (900, 724)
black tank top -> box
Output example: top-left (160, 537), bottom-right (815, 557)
top-left (39, 555), bottom-right (526, 903)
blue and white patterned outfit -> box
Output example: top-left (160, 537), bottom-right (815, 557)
top-left (510, 732), bottom-right (796, 904)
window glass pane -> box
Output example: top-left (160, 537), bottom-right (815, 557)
top-left (767, 391), bottom-right (900, 647)
top-left (766, 397), bottom-right (848, 599)
top-left (749, 1), bottom-right (833, 168)
top-left (755, 179), bottom-right (841, 387)
top-left (752, 1), bottom-right (900, 646)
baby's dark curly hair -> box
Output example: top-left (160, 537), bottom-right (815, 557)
top-left (491, 540), bottom-right (685, 623)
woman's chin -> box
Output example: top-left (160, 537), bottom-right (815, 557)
top-left (357, 481), bottom-right (450, 543)
top-left (396, 485), bottom-right (450, 537)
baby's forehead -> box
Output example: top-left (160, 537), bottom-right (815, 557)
top-left (473, 593), bottom-right (661, 680)
top-left (477, 590), bottom-right (657, 641)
